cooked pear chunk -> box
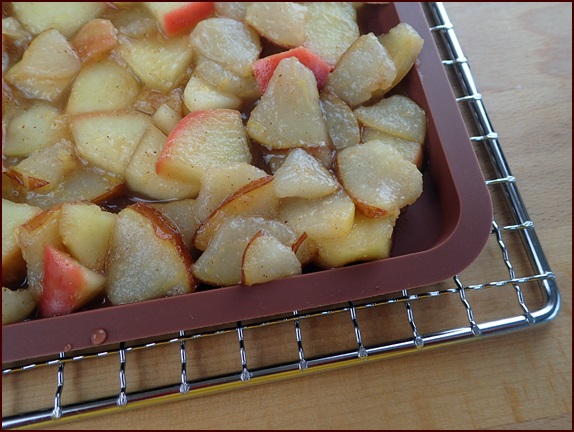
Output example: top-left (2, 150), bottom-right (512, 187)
top-left (320, 91), bottom-right (361, 150)
top-left (2, 287), bottom-right (37, 325)
top-left (241, 231), bottom-right (302, 286)
top-left (336, 140), bottom-right (423, 217)
top-left (325, 33), bottom-right (396, 108)
top-left (246, 57), bottom-right (329, 150)
top-left (273, 148), bottom-right (339, 199)
top-left (315, 210), bottom-right (398, 268)
top-left (106, 203), bottom-right (195, 305)
top-left (354, 95), bottom-right (426, 144)
top-left (245, 2), bottom-right (308, 48)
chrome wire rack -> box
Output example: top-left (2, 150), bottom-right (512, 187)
top-left (2, 3), bottom-right (560, 429)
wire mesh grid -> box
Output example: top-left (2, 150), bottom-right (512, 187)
top-left (2, 3), bottom-right (561, 429)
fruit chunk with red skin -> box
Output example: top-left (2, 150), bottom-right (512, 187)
top-left (253, 47), bottom-right (331, 93)
top-left (143, 2), bottom-right (215, 37)
top-left (39, 245), bottom-right (106, 318)
top-left (71, 18), bottom-right (118, 63)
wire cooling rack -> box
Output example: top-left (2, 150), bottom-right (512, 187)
top-left (2, 3), bottom-right (561, 429)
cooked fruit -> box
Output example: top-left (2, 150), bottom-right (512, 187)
top-left (151, 103), bottom-right (182, 136)
top-left (303, 2), bottom-right (359, 68)
top-left (213, 2), bottom-right (248, 21)
top-left (315, 210), bottom-right (399, 268)
top-left (149, 199), bottom-right (200, 250)
top-left (252, 46), bottom-right (331, 93)
top-left (194, 56), bottom-right (261, 100)
top-left (246, 57), bottom-right (329, 150)
top-left (193, 176), bottom-right (278, 251)
top-left (320, 91), bottom-right (361, 150)
top-left (189, 17), bottom-right (261, 77)
top-left (118, 34), bottom-right (193, 93)
top-left (325, 33), bottom-right (396, 108)
top-left (362, 128), bottom-right (424, 169)
top-left (245, 2), bottom-right (308, 48)
top-left (143, 2), bottom-right (215, 37)
top-left (241, 231), bottom-right (302, 286)
top-left (106, 203), bottom-right (196, 305)
top-left (156, 109), bottom-right (252, 184)
top-left (354, 95), bottom-right (427, 144)
top-left (336, 140), bottom-right (423, 217)
top-left (59, 202), bottom-right (116, 272)
top-left (70, 110), bottom-right (151, 177)
top-left (66, 60), bottom-right (140, 115)
top-left (273, 148), bottom-right (339, 199)
top-left (182, 73), bottom-right (242, 112)
top-left (2, 199), bottom-right (42, 284)
top-left (278, 189), bottom-right (355, 241)
top-left (2, 287), bottom-right (37, 325)
top-left (126, 125), bottom-right (201, 200)
top-left (71, 18), bottom-right (118, 62)
top-left (39, 245), bottom-right (106, 318)
top-left (4, 29), bottom-right (81, 102)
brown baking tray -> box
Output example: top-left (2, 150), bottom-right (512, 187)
top-left (2, 3), bottom-right (492, 365)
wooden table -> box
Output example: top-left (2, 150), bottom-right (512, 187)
top-left (3, 3), bottom-right (572, 430)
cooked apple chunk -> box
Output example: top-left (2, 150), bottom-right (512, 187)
top-left (2, 287), bottom-right (37, 325)
top-left (156, 109), bottom-right (252, 185)
top-left (4, 29), bottom-right (81, 102)
top-left (151, 103), bottom-right (182, 136)
top-left (106, 203), bottom-right (196, 305)
top-left (2, 199), bottom-right (42, 284)
top-left (149, 199), bottom-right (200, 250)
top-left (59, 202), bottom-right (116, 272)
top-left (246, 57), bottom-right (330, 150)
top-left (362, 128), bottom-right (424, 169)
top-left (354, 95), bottom-right (427, 145)
top-left (195, 56), bottom-right (261, 100)
top-left (273, 148), bottom-right (339, 199)
top-left (315, 210), bottom-right (399, 269)
top-left (183, 74), bottom-right (242, 113)
top-left (241, 231), bottom-right (302, 286)
top-left (245, 2), bottom-right (308, 48)
top-left (325, 33), bottom-right (396, 108)
top-left (336, 140), bottom-right (423, 217)
top-left (71, 18), bottom-right (118, 63)
top-left (143, 2), bottom-right (214, 37)
top-left (126, 125), bottom-right (201, 200)
top-left (320, 91), bottom-right (361, 151)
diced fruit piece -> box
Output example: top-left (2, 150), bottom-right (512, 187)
top-left (190, 17), bottom-right (261, 77)
top-left (320, 91), bottom-right (360, 150)
top-left (325, 33), bottom-right (396, 108)
top-left (118, 34), bottom-right (193, 93)
top-left (106, 203), bottom-right (196, 305)
top-left (11, 2), bottom-right (106, 38)
top-left (2, 287), bottom-right (37, 325)
top-left (194, 163), bottom-right (268, 225)
top-left (66, 60), bottom-right (140, 115)
top-left (193, 176), bottom-right (278, 251)
top-left (183, 74), bottom-right (242, 112)
top-left (362, 128), bottom-right (424, 169)
top-left (126, 125), bottom-right (201, 200)
top-left (303, 2), bottom-right (359, 68)
top-left (244, 2), bottom-right (308, 48)
top-left (378, 23), bottom-right (424, 92)
top-left (59, 202), bottom-right (116, 272)
top-left (336, 140), bottom-right (423, 217)
top-left (151, 103), bottom-right (182, 135)
top-left (194, 56), bottom-right (261, 100)
top-left (39, 245), bottom-right (106, 318)
top-left (24, 166), bottom-right (125, 210)
top-left (156, 109), bottom-right (252, 184)
top-left (70, 110), bottom-right (151, 177)
top-left (143, 2), bottom-right (215, 37)
top-left (247, 57), bottom-right (329, 150)
top-left (149, 199), bottom-right (200, 250)
top-left (109, 5), bottom-right (157, 39)
top-left (4, 140), bottom-right (76, 192)
top-left (273, 148), bottom-right (339, 199)
top-left (315, 210), bottom-right (398, 268)
top-left (4, 29), bottom-right (81, 102)
top-left (241, 231), bottom-right (302, 286)
top-left (279, 189), bottom-right (355, 241)
top-left (214, 2), bottom-right (248, 20)
top-left (354, 95), bottom-right (427, 144)
top-left (192, 216), bottom-right (300, 286)
top-left (253, 46), bottom-right (331, 93)
top-left (4, 103), bottom-right (68, 157)
top-left (2, 199), bottom-right (42, 284)
top-left (71, 18), bottom-right (118, 62)
top-left (17, 205), bottom-right (64, 298)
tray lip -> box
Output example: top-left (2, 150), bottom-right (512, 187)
top-left (2, 2), bottom-right (493, 366)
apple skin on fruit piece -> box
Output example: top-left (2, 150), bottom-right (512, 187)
top-left (253, 46), bottom-right (331, 93)
top-left (39, 245), bottom-right (106, 318)
top-left (71, 18), bottom-right (118, 63)
top-left (144, 2), bottom-right (215, 37)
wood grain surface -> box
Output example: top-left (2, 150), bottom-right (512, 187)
top-left (2, 2), bottom-right (572, 430)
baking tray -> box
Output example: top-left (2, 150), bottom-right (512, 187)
top-left (2, 2), bottom-right (493, 365)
